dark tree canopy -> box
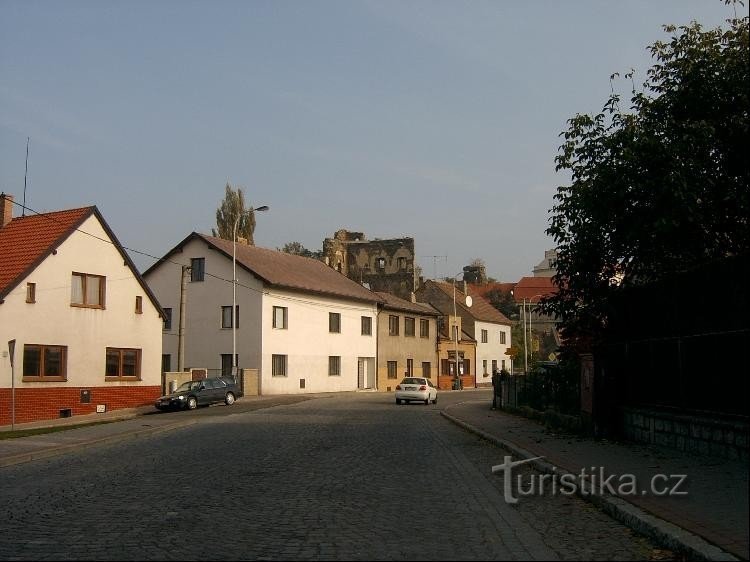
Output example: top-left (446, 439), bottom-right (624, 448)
top-left (541, 10), bottom-right (749, 343)
top-left (279, 241), bottom-right (323, 260)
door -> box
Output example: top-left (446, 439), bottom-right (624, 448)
top-left (358, 359), bottom-right (365, 389)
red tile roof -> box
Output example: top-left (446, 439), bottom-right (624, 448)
top-left (512, 276), bottom-right (559, 303)
top-left (467, 282), bottom-right (516, 298)
top-left (0, 207), bottom-right (94, 300)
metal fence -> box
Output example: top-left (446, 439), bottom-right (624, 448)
top-left (502, 364), bottom-right (580, 415)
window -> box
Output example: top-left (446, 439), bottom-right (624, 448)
top-left (387, 361), bottom-right (398, 379)
top-left (481, 329), bottom-right (488, 343)
top-left (405, 317), bottom-right (415, 337)
top-left (397, 257), bottom-right (407, 270)
top-left (135, 296), bottom-right (143, 314)
top-left (272, 354), bottom-right (287, 377)
top-left (361, 316), bottom-right (372, 336)
top-left (502, 360), bottom-right (506, 371)
top-left (389, 315), bottom-right (399, 336)
top-left (105, 348), bottom-right (141, 379)
top-left (163, 308), bottom-right (173, 331)
top-left (26, 283), bottom-right (36, 303)
top-left (190, 258), bottom-right (205, 282)
top-left (483, 359), bottom-right (488, 374)
top-left (23, 344), bottom-right (67, 380)
top-left (500, 331), bottom-right (507, 344)
top-left (329, 356), bottom-right (341, 376)
top-left (407, 358), bottom-right (413, 376)
top-left (71, 272), bottom-right (105, 308)
top-left (376, 257), bottom-right (386, 270)
top-left (492, 359), bottom-right (498, 374)
top-left (273, 306), bottom-right (288, 329)
top-left (420, 319), bottom-right (429, 338)
top-left (221, 305), bottom-right (239, 329)
top-left (422, 362), bottom-right (431, 378)
top-left (162, 354), bottom-right (171, 373)
top-left (329, 312), bottom-right (341, 333)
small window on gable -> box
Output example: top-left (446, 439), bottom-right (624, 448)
top-left (398, 257), bottom-right (407, 270)
top-left (376, 257), bottom-right (386, 270)
top-left (135, 296), bottom-right (143, 314)
top-left (26, 283), bottom-right (36, 303)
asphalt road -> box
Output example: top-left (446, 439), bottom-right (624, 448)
top-left (0, 392), bottom-right (665, 561)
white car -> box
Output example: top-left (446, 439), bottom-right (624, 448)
top-left (395, 377), bottom-right (438, 405)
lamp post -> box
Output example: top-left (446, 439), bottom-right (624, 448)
top-left (450, 272), bottom-right (472, 390)
top-left (526, 294), bottom-right (544, 368)
top-left (232, 205), bottom-right (269, 379)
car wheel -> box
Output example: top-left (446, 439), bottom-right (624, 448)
top-left (433, 396), bottom-right (438, 404)
top-left (424, 398), bottom-right (429, 405)
top-left (187, 396), bottom-right (198, 410)
top-left (225, 392), bottom-right (236, 406)
top-left (396, 398), bottom-right (402, 405)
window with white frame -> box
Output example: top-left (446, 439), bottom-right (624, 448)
top-left (71, 272), bottom-right (105, 308)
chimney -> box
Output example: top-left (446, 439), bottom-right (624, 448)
top-left (410, 291), bottom-right (416, 303)
top-left (1, 193), bottom-right (13, 228)
top-left (463, 281), bottom-right (468, 295)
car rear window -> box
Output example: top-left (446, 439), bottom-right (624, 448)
top-left (401, 378), bottom-right (424, 385)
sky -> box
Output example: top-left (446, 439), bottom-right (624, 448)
top-left (0, 0), bottom-right (737, 282)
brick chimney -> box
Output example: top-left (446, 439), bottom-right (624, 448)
top-left (0, 193), bottom-right (13, 228)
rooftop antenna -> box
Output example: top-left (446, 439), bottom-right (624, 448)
top-left (22, 137), bottom-right (29, 217)
top-left (422, 255), bottom-right (447, 280)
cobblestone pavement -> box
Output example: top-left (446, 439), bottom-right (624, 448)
top-left (0, 393), bottom-right (670, 561)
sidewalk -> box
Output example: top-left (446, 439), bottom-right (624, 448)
top-left (443, 399), bottom-right (749, 562)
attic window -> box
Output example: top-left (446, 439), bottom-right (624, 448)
top-left (135, 296), bottom-right (143, 314)
top-left (26, 283), bottom-right (36, 303)
top-left (398, 257), bottom-right (407, 270)
top-left (376, 258), bottom-right (386, 270)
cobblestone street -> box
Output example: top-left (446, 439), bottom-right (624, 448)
top-left (1, 394), bottom-right (667, 560)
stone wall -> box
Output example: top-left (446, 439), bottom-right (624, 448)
top-left (622, 407), bottom-right (748, 461)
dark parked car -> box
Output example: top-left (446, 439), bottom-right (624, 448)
top-left (155, 377), bottom-right (242, 411)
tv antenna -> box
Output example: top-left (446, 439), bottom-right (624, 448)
top-left (22, 137), bottom-right (29, 217)
top-left (422, 255), bottom-right (447, 280)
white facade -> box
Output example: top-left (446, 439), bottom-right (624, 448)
top-left (475, 320), bottom-right (512, 379)
top-left (0, 214), bottom-right (163, 420)
top-left (144, 235), bottom-right (378, 395)
top-left (262, 288), bottom-right (377, 394)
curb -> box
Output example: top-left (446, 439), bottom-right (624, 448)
top-left (0, 418), bottom-right (198, 468)
top-left (441, 408), bottom-right (740, 562)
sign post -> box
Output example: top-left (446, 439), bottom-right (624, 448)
top-left (8, 340), bottom-right (16, 431)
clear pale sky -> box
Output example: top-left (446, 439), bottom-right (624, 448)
top-left (0, 1), bottom-right (736, 282)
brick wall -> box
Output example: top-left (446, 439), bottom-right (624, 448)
top-left (0, 386), bottom-right (161, 425)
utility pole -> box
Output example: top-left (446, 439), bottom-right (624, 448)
top-left (177, 265), bottom-right (189, 372)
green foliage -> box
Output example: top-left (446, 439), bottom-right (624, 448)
top-left (212, 183), bottom-right (257, 245)
top-left (485, 288), bottom-right (517, 319)
top-left (542, 11), bottom-right (749, 344)
top-left (279, 241), bottom-right (323, 260)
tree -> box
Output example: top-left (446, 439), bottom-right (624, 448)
top-left (212, 183), bottom-right (258, 245)
top-left (541, 9), bottom-right (749, 345)
top-left (278, 241), bottom-right (323, 260)
top-left (485, 288), bottom-right (517, 319)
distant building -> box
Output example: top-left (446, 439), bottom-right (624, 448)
top-left (533, 249), bottom-right (558, 277)
top-left (322, 229), bottom-right (415, 300)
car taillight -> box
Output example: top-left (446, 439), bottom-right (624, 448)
top-left (419, 385), bottom-right (427, 390)
top-left (396, 385), bottom-right (402, 390)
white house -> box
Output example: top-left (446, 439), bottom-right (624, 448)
top-left (415, 280), bottom-right (513, 386)
top-left (143, 233), bottom-right (382, 394)
top-left (0, 193), bottom-right (164, 425)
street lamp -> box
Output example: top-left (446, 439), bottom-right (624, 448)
top-left (525, 294), bottom-right (545, 368)
top-left (450, 272), bottom-right (472, 390)
top-left (232, 205), bottom-right (269, 379)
